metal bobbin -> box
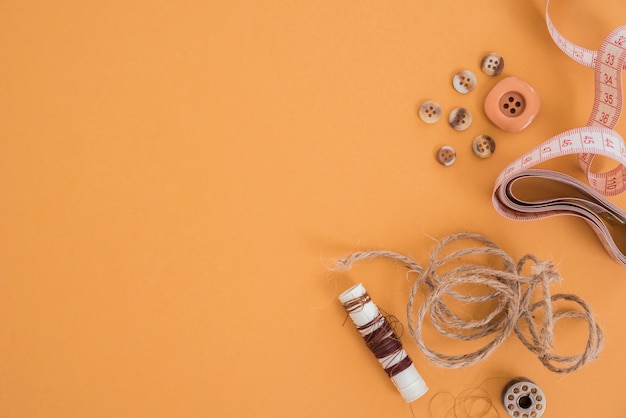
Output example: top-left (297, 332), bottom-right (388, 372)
top-left (502, 378), bottom-right (546, 418)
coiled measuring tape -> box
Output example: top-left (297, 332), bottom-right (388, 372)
top-left (492, 0), bottom-right (626, 266)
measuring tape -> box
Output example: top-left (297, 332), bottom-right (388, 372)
top-left (493, 0), bottom-right (626, 265)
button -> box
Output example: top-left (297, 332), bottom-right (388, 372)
top-left (436, 146), bottom-right (456, 166)
top-left (452, 70), bottom-right (476, 94)
top-left (480, 53), bottom-right (504, 76)
top-left (448, 107), bottom-right (472, 131)
top-left (500, 92), bottom-right (526, 116)
top-left (484, 76), bottom-right (540, 132)
top-left (418, 100), bottom-right (442, 123)
top-left (472, 134), bottom-right (496, 158)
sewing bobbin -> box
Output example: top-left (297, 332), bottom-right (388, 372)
top-left (339, 283), bottom-right (428, 403)
top-left (502, 378), bottom-right (546, 418)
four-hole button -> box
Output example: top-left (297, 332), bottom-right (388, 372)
top-left (484, 76), bottom-right (540, 132)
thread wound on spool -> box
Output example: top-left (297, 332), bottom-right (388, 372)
top-left (360, 315), bottom-right (409, 377)
top-left (339, 283), bottom-right (428, 403)
top-left (502, 378), bottom-right (546, 418)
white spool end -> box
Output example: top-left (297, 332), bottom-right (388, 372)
top-left (338, 282), bottom-right (367, 303)
top-left (338, 283), bottom-right (379, 327)
top-left (392, 366), bottom-right (429, 403)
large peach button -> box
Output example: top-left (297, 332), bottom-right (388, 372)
top-left (484, 77), bottom-right (540, 132)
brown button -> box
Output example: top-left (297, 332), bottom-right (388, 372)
top-left (452, 70), bottom-right (476, 94)
top-left (480, 53), bottom-right (504, 76)
top-left (472, 134), bottom-right (496, 158)
top-left (448, 107), bottom-right (472, 131)
top-left (436, 146), bottom-right (456, 166)
top-left (418, 100), bottom-right (442, 123)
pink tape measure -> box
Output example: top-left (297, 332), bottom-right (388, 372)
top-left (492, 0), bottom-right (626, 265)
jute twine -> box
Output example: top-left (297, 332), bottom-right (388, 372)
top-left (333, 232), bottom-right (603, 374)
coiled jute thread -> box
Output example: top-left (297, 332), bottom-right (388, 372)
top-left (333, 232), bottom-right (603, 374)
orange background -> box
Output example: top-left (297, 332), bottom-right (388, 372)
top-left (1, 0), bottom-right (626, 416)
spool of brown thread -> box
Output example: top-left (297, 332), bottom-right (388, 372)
top-left (339, 283), bottom-right (428, 403)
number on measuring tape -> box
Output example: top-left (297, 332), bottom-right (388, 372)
top-left (580, 133), bottom-right (602, 151)
top-left (606, 54), bottom-right (616, 65)
top-left (600, 112), bottom-right (611, 124)
top-left (574, 50), bottom-right (584, 61)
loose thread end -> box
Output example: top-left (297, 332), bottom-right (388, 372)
top-left (530, 261), bottom-right (561, 284)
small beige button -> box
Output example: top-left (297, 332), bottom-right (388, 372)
top-left (472, 134), bottom-right (496, 158)
top-left (418, 100), bottom-right (442, 123)
top-left (452, 69), bottom-right (476, 94)
top-left (449, 107), bottom-right (472, 131)
top-left (436, 146), bottom-right (456, 166)
top-left (480, 53), bottom-right (504, 76)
